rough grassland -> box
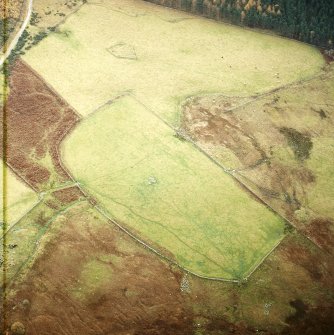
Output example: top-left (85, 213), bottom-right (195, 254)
top-left (22, 0), bottom-right (324, 123)
top-left (0, 160), bottom-right (38, 227)
top-left (62, 96), bottom-right (285, 279)
top-left (181, 65), bottom-right (334, 249)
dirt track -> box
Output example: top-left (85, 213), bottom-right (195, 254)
top-left (0, 0), bottom-right (33, 66)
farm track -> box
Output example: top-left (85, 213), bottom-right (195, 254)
top-left (0, 194), bottom-right (43, 230)
top-left (0, 0), bottom-right (33, 67)
top-left (223, 71), bottom-right (329, 114)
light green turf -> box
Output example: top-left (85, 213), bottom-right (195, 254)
top-left (70, 257), bottom-right (114, 301)
top-left (306, 137), bottom-right (334, 218)
top-left (62, 96), bottom-right (285, 279)
top-left (23, 0), bottom-right (324, 123)
top-left (0, 160), bottom-right (38, 227)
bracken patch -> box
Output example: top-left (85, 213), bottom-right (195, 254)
top-left (52, 186), bottom-right (84, 206)
top-left (0, 59), bottom-right (81, 191)
top-left (305, 218), bottom-right (334, 252)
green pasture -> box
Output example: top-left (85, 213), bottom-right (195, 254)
top-left (306, 137), bottom-right (334, 218)
top-left (0, 160), bottom-right (38, 228)
top-left (62, 96), bottom-right (285, 279)
top-left (23, 0), bottom-right (324, 123)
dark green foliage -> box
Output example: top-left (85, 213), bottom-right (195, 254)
top-left (30, 12), bottom-right (40, 25)
top-left (7, 29), bottom-right (48, 65)
top-left (195, 0), bottom-right (204, 14)
top-left (279, 127), bottom-right (313, 161)
top-left (238, 0), bottom-right (334, 46)
top-left (284, 222), bottom-right (294, 234)
top-left (181, 0), bottom-right (192, 11)
top-left (7, 29), bottom-right (30, 64)
top-left (144, 0), bottom-right (334, 47)
top-left (31, 31), bottom-right (48, 45)
top-left (317, 109), bottom-right (327, 119)
top-left (274, 0), bottom-right (334, 46)
top-left (0, 18), bottom-right (15, 46)
top-left (244, 7), bottom-right (259, 28)
top-left (313, 107), bottom-right (327, 119)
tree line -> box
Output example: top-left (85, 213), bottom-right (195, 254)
top-left (146, 0), bottom-right (334, 48)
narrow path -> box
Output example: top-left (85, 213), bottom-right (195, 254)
top-left (224, 71), bottom-right (327, 114)
top-left (0, 0), bottom-right (33, 67)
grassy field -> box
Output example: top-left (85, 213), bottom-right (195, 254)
top-left (23, 0), bottom-right (324, 123)
top-left (62, 96), bottom-right (285, 279)
top-left (0, 160), bottom-right (38, 227)
top-left (306, 137), bottom-right (334, 218)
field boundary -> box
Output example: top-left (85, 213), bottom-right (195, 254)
top-left (42, 82), bottom-right (323, 282)
top-left (130, 94), bottom-right (292, 221)
top-left (0, 180), bottom-right (81, 238)
top-left (22, 60), bottom-right (83, 119)
top-left (177, 68), bottom-right (329, 123)
top-left (58, 94), bottom-right (289, 282)
top-left (0, 192), bottom-right (43, 232)
top-left (94, 204), bottom-right (241, 283)
top-left (1, 200), bottom-right (87, 289)
top-left (4, 160), bottom-right (38, 192)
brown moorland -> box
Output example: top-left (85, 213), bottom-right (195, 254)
top-left (188, 232), bottom-right (334, 335)
top-left (0, 59), bottom-right (81, 191)
top-left (6, 202), bottom-right (194, 335)
top-left (0, 0), bottom-right (24, 20)
top-left (4, 203), bottom-right (334, 335)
